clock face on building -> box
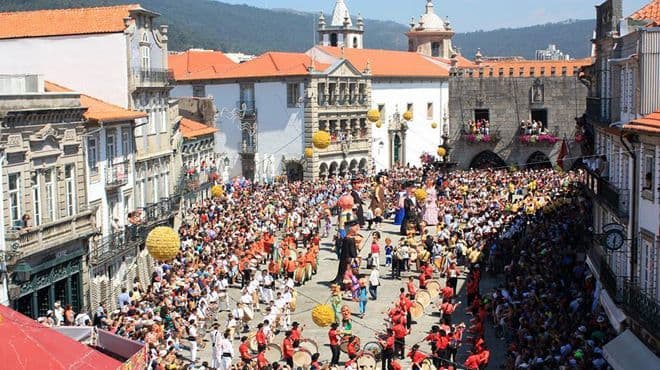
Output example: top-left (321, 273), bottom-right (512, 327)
top-left (604, 229), bottom-right (625, 251)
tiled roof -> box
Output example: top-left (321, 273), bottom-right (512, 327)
top-left (180, 118), bottom-right (218, 139)
top-left (169, 50), bottom-right (237, 81)
top-left (435, 55), bottom-right (476, 68)
top-left (313, 46), bottom-right (450, 77)
top-left (456, 58), bottom-right (592, 77)
top-left (45, 81), bottom-right (146, 122)
top-left (624, 110), bottom-right (660, 135)
top-left (630, 0), bottom-right (660, 26)
top-left (218, 52), bottom-right (329, 80)
top-left (0, 5), bottom-right (144, 40)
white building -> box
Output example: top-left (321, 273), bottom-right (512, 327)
top-left (307, 46), bottom-right (451, 170)
top-left (171, 51), bottom-right (372, 180)
top-left (0, 5), bottom-right (176, 208)
top-left (317, 0), bottom-right (364, 49)
top-left (536, 44), bottom-right (570, 61)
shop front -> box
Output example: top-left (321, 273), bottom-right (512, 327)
top-left (11, 242), bottom-right (85, 319)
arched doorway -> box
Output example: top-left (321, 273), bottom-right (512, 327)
top-left (339, 160), bottom-right (349, 176)
top-left (358, 158), bottom-right (368, 174)
top-left (285, 161), bottom-right (303, 182)
top-left (526, 151), bottom-right (552, 169)
top-left (330, 33), bottom-right (338, 47)
top-left (319, 163), bottom-right (329, 179)
top-left (329, 162), bottom-right (338, 177)
top-left (349, 159), bottom-right (358, 175)
top-left (469, 150), bottom-right (506, 169)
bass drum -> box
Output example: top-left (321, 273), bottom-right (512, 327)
top-left (362, 341), bottom-right (383, 360)
top-left (294, 267), bottom-right (306, 284)
top-left (243, 306), bottom-right (254, 321)
top-left (410, 301), bottom-right (425, 320)
top-left (356, 352), bottom-right (377, 370)
top-left (298, 338), bottom-right (318, 354)
top-left (426, 279), bottom-right (441, 298)
top-left (264, 343), bottom-right (282, 363)
top-left (247, 332), bottom-right (258, 352)
top-left (416, 290), bottom-right (432, 308)
top-left (292, 349), bottom-right (312, 368)
top-left (420, 358), bottom-right (437, 370)
top-left (305, 262), bottom-right (313, 280)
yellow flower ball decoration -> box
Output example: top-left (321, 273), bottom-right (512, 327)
top-left (312, 130), bottom-right (331, 150)
top-left (211, 184), bottom-right (224, 198)
top-left (367, 109), bottom-right (381, 123)
top-left (437, 146), bottom-right (446, 157)
top-left (414, 188), bottom-right (427, 202)
top-left (304, 147), bottom-right (314, 158)
top-left (145, 226), bottom-right (181, 261)
top-left (375, 121), bottom-right (382, 128)
top-left (431, 122), bottom-right (438, 129)
top-left (403, 110), bottom-right (413, 121)
top-left (311, 304), bottom-right (335, 327)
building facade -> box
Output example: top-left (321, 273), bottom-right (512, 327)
top-left (0, 4), bottom-right (177, 211)
top-left (406, 0), bottom-right (455, 59)
top-left (582, 0), bottom-right (660, 357)
top-left (448, 57), bottom-right (589, 169)
top-left (535, 44), bottom-right (571, 61)
top-left (0, 75), bottom-right (95, 318)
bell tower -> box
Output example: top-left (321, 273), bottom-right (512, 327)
top-left (406, 0), bottom-right (454, 58)
top-left (318, 0), bottom-right (364, 49)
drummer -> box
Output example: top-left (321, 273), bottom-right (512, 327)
top-left (255, 348), bottom-right (269, 370)
top-left (328, 323), bottom-right (341, 366)
top-left (407, 344), bottom-right (427, 370)
top-left (238, 336), bottom-right (252, 363)
top-left (282, 330), bottom-right (295, 367)
top-left (346, 335), bottom-right (361, 360)
top-left (380, 328), bottom-right (395, 370)
top-left (290, 321), bottom-right (303, 347)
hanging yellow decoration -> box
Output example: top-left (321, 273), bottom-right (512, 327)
top-left (414, 188), bottom-right (427, 202)
top-left (145, 226), bottom-right (181, 261)
top-left (311, 304), bottom-right (335, 327)
top-left (211, 184), bottom-right (224, 198)
top-left (367, 109), bottom-right (380, 123)
top-left (312, 130), bottom-right (331, 149)
top-left (375, 121), bottom-right (382, 128)
top-left (437, 147), bottom-right (446, 157)
top-left (403, 110), bottom-right (413, 121)
top-left (304, 147), bottom-right (314, 158)
top-left (431, 122), bottom-right (438, 129)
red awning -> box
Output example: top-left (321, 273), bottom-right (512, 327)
top-left (0, 305), bottom-right (122, 370)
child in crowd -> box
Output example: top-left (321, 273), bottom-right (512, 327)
top-left (384, 237), bottom-right (393, 267)
top-left (370, 231), bottom-right (381, 268)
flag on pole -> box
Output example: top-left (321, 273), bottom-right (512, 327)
top-left (557, 136), bottom-right (569, 169)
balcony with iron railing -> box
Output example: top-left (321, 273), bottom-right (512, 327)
top-left (131, 68), bottom-right (172, 87)
top-left (622, 279), bottom-right (660, 337)
top-left (105, 161), bottom-right (129, 190)
top-left (584, 167), bottom-right (630, 219)
top-left (5, 208), bottom-right (96, 264)
top-left (237, 100), bottom-right (257, 121)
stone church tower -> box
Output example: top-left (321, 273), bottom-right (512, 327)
top-left (318, 0), bottom-right (364, 49)
top-left (406, 0), bottom-right (454, 58)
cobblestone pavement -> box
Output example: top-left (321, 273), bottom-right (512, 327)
top-left (191, 221), bottom-right (505, 369)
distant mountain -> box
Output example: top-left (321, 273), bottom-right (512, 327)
top-left (0, 0), bottom-right (594, 59)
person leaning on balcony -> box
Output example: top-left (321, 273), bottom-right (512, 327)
top-left (20, 212), bottom-right (31, 229)
top-left (596, 155), bottom-right (608, 179)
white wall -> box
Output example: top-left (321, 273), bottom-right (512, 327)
top-left (0, 153), bottom-right (7, 306)
top-left (370, 80), bottom-right (448, 170)
top-left (172, 82), bottom-right (304, 180)
top-left (0, 33), bottom-right (129, 107)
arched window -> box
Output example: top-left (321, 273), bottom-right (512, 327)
top-left (431, 42), bottom-right (441, 57)
top-left (330, 33), bottom-right (338, 47)
top-left (140, 32), bottom-right (150, 71)
top-left (353, 36), bottom-right (358, 48)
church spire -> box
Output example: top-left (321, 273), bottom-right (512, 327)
top-left (331, 0), bottom-right (352, 27)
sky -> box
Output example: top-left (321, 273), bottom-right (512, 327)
top-left (216, 0), bottom-right (650, 32)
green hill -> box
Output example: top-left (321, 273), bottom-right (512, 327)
top-left (0, 0), bottom-right (594, 58)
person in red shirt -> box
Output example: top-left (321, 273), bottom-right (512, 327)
top-left (440, 298), bottom-right (461, 325)
top-left (399, 292), bottom-right (413, 330)
top-left (390, 359), bottom-right (402, 370)
top-left (310, 352), bottom-right (321, 370)
top-left (256, 349), bottom-right (269, 370)
top-left (434, 329), bottom-right (449, 369)
top-left (392, 321), bottom-right (407, 359)
top-left (419, 270), bottom-right (427, 289)
top-left (441, 285), bottom-right (454, 301)
top-left (464, 351), bottom-right (481, 370)
top-left (425, 326), bottom-right (440, 354)
top-left (255, 323), bottom-right (267, 352)
top-left (407, 344), bottom-right (427, 370)
top-left (328, 323), bottom-right (341, 365)
top-left (478, 344), bottom-right (490, 369)
top-left (290, 321), bottom-right (303, 347)
top-left (379, 328), bottom-right (395, 370)
top-left (282, 331), bottom-right (295, 367)
top-left (406, 277), bottom-right (417, 300)
top-left (239, 336), bottom-right (252, 363)
top-left (346, 335), bottom-right (361, 360)
top-left (285, 257), bottom-right (296, 279)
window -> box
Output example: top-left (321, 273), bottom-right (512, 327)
top-left (107, 131), bottom-right (116, 162)
top-left (427, 102), bottom-right (434, 120)
top-left (140, 33), bottom-right (150, 71)
top-left (8, 173), bottom-right (21, 229)
top-left (149, 109), bottom-right (156, 135)
top-left (474, 109), bottom-right (490, 122)
top-left (531, 109), bottom-right (548, 128)
top-left (87, 136), bottom-right (99, 174)
top-left (31, 172), bottom-right (41, 226)
top-left (162, 171), bottom-right (169, 198)
top-left (65, 165), bottom-right (76, 217)
top-left (317, 83), bottom-right (326, 105)
top-left (122, 129), bottom-right (131, 158)
top-left (152, 173), bottom-right (159, 203)
top-left (353, 37), bottom-right (358, 49)
top-left (287, 83), bottom-right (300, 107)
top-left (642, 149), bottom-right (655, 200)
top-left (192, 85), bottom-right (206, 98)
top-left (330, 33), bottom-right (338, 47)
top-left (44, 168), bottom-right (56, 222)
top-left (431, 42), bottom-right (441, 57)
top-left (160, 109), bottom-right (168, 133)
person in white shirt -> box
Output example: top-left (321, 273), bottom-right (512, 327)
top-left (262, 271), bottom-right (274, 303)
top-left (210, 324), bottom-right (220, 369)
top-left (188, 317), bottom-right (198, 363)
top-left (217, 330), bottom-right (234, 370)
top-left (368, 267), bottom-right (380, 300)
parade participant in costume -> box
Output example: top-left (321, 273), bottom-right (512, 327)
top-left (328, 323), bottom-right (341, 366)
top-left (400, 182), bottom-right (420, 235)
top-left (330, 284), bottom-right (343, 324)
top-left (351, 179), bottom-right (366, 227)
top-left (369, 175), bottom-right (386, 230)
top-left (334, 219), bottom-right (359, 284)
top-left (422, 176), bottom-right (439, 227)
